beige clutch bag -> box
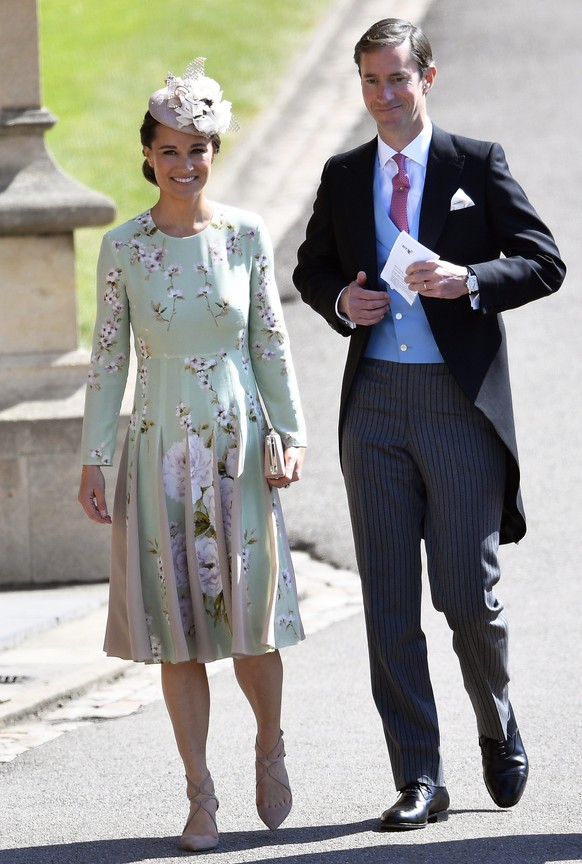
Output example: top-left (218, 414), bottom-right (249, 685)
top-left (264, 429), bottom-right (285, 479)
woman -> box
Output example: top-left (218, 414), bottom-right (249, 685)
top-left (78, 59), bottom-right (307, 853)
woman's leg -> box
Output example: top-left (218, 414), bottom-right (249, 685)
top-left (234, 650), bottom-right (283, 752)
top-left (161, 660), bottom-right (218, 841)
top-left (234, 650), bottom-right (292, 823)
top-left (161, 659), bottom-right (211, 779)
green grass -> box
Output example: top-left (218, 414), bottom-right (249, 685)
top-left (39, 0), bottom-right (333, 345)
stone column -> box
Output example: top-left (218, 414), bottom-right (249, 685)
top-left (0, 0), bottom-right (121, 585)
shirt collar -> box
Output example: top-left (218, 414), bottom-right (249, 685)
top-left (377, 120), bottom-right (433, 169)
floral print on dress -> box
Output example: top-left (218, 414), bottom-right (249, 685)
top-left (162, 432), bottom-right (214, 505)
top-left (161, 422), bottom-right (235, 626)
top-left (87, 267), bottom-right (126, 390)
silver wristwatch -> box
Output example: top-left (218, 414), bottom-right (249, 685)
top-left (466, 267), bottom-right (479, 295)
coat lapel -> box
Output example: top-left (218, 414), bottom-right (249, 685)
top-left (419, 126), bottom-right (465, 250)
top-left (338, 139), bottom-right (379, 286)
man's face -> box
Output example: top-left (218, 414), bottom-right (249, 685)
top-left (359, 40), bottom-right (436, 146)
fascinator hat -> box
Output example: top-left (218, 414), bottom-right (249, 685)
top-left (148, 57), bottom-right (239, 136)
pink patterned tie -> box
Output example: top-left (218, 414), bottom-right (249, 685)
top-left (389, 153), bottom-right (409, 232)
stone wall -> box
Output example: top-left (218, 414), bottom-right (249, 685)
top-left (0, 398), bottom-right (129, 586)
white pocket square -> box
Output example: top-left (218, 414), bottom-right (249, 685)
top-left (450, 188), bottom-right (475, 210)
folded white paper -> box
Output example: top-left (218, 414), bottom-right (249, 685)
top-left (450, 188), bottom-right (475, 210)
top-left (381, 232), bottom-right (439, 305)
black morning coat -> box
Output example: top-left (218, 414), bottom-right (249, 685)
top-left (293, 126), bottom-right (566, 544)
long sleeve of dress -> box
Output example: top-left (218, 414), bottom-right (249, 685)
top-left (81, 234), bottom-right (131, 466)
top-left (247, 218), bottom-right (307, 449)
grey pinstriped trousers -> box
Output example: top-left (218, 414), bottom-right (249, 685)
top-left (342, 359), bottom-right (512, 789)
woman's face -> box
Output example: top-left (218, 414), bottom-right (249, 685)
top-left (143, 125), bottom-right (214, 200)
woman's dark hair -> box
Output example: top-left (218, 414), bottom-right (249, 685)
top-left (353, 18), bottom-right (434, 76)
top-left (139, 111), bottom-right (221, 186)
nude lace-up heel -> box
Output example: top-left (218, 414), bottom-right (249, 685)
top-left (180, 772), bottom-right (219, 852)
top-left (255, 730), bottom-right (293, 830)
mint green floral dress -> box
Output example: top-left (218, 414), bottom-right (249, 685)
top-left (81, 206), bottom-right (306, 664)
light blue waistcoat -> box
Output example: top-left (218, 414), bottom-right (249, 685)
top-left (363, 168), bottom-right (444, 364)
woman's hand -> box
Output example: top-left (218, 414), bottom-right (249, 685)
top-left (78, 465), bottom-right (112, 524)
top-left (268, 447), bottom-right (306, 489)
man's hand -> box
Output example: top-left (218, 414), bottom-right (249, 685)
top-left (339, 271), bottom-right (390, 325)
top-left (405, 260), bottom-right (469, 299)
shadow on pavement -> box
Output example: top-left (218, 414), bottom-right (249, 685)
top-left (1, 827), bottom-right (580, 863)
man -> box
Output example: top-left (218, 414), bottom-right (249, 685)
top-left (293, 18), bottom-right (565, 831)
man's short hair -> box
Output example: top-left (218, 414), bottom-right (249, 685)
top-left (354, 18), bottom-right (434, 75)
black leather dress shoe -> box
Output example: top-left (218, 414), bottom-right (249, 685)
top-left (380, 783), bottom-right (450, 831)
top-left (479, 723), bottom-right (528, 808)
